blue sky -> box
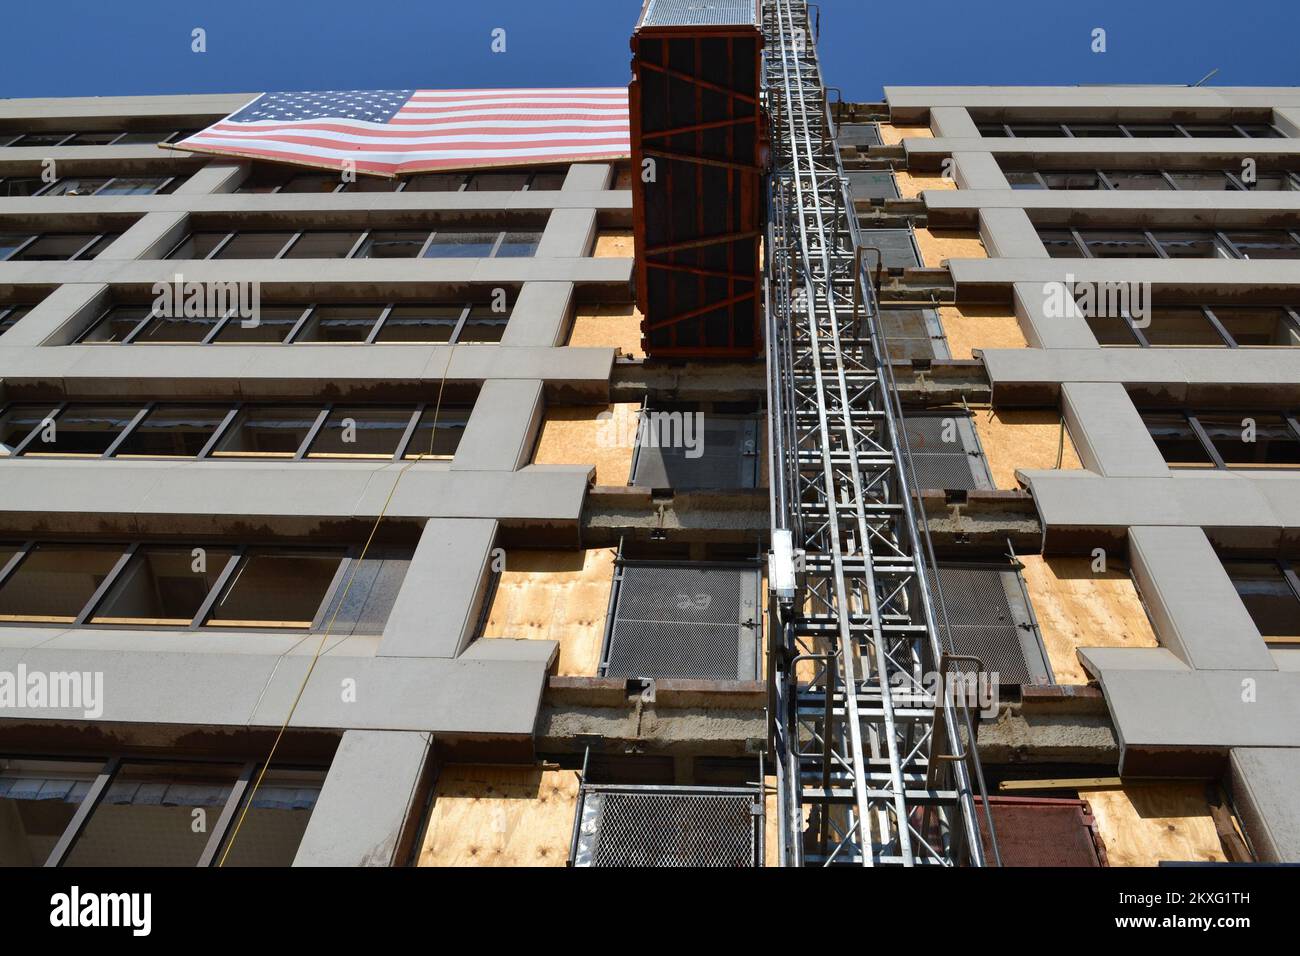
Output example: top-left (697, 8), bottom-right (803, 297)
top-left (2, 0), bottom-right (1297, 101)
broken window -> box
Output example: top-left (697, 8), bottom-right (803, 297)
top-left (211, 306), bottom-right (306, 343)
top-left (403, 405), bottom-right (471, 459)
top-left (0, 758), bottom-right (104, 866)
top-left (293, 304), bottom-right (384, 343)
top-left (1142, 412), bottom-right (1217, 467)
top-left (205, 549), bottom-right (345, 629)
top-left (111, 405), bottom-right (231, 458)
top-left (0, 543), bottom-right (126, 624)
top-left (211, 767), bottom-right (326, 866)
top-left (88, 546), bottom-right (236, 626)
top-left (1197, 413), bottom-right (1300, 467)
top-left (1222, 231), bottom-right (1300, 259)
top-left (1223, 560), bottom-right (1300, 643)
top-left (210, 406), bottom-right (321, 458)
top-left (1039, 229), bottom-right (1084, 258)
top-left (21, 404), bottom-right (138, 457)
top-left (0, 305), bottom-right (32, 336)
top-left (0, 404), bottom-right (53, 456)
top-left (1209, 306), bottom-right (1300, 346)
top-left (354, 230), bottom-right (429, 258)
top-left (305, 406), bottom-right (415, 459)
top-left (1081, 231), bottom-right (1159, 258)
top-left (79, 306), bottom-right (153, 343)
top-left (423, 230), bottom-right (498, 258)
top-left (373, 304), bottom-right (462, 343)
top-left (1102, 170), bottom-right (1172, 190)
top-left (41, 178), bottom-right (113, 196)
top-left (131, 312), bottom-right (224, 344)
top-left (282, 231), bottom-right (363, 259)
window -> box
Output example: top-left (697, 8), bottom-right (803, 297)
top-left (0, 232), bottom-right (120, 261)
top-left (1223, 561), bottom-right (1300, 644)
top-left (1165, 170), bottom-right (1234, 190)
top-left (1065, 124), bottom-right (1124, 138)
top-left (373, 305), bottom-right (462, 343)
top-left (0, 177), bottom-right (45, 197)
top-left (1082, 231), bottom-right (1157, 258)
top-left (1142, 412), bottom-right (1216, 467)
top-left (1004, 170), bottom-right (1046, 190)
top-left (1141, 409), bottom-right (1300, 468)
top-left (404, 406), bottom-right (471, 459)
top-left (88, 546), bottom-right (236, 625)
top-left (206, 549), bottom-right (345, 628)
top-left (305, 406), bottom-right (415, 459)
top-left (111, 405), bottom-right (231, 458)
top-left (0, 544), bottom-right (125, 623)
top-left (1007, 124), bottom-right (1068, 137)
top-left (21, 404), bottom-right (138, 457)
top-left (40, 178), bottom-right (112, 196)
top-left (0, 755), bottom-right (324, 868)
top-left (1103, 170), bottom-right (1173, 190)
top-left (210, 406), bottom-right (322, 458)
top-left (1039, 228), bottom-right (1300, 260)
top-left (1141, 307), bottom-right (1225, 347)
top-left (0, 405), bottom-right (53, 456)
top-left (1120, 124), bottom-right (1182, 137)
top-left (282, 231), bottom-right (363, 259)
top-left (293, 305), bottom-right (385, 343)
top-left (0, 305), bottom-right (31, 336)
top-left (211, 306), bottom-right (306, 343)
top-left (77, 298), bottom-right (515, 346)
top-left (170, 226), bottom-right (540, 260)
top-left (1197, 413), bottom-right (1300, 467)
top-left (0, 758), bottom-right (104, 866)
top-left (1209, 306), bottom-right (1300, 346)
top-left (1223, 231), bottom-right (1300, 259)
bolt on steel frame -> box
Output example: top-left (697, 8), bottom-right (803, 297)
top-left (762, 0), bottom-right (997, 866)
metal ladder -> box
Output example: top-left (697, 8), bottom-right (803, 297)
top-left (762, 0), bottom-right (996, 867)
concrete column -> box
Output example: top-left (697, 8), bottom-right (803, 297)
top-left (293, 729), bottom-right (433, 867)
top-left (378, 518), bottom-right (499, 659)
top-left (929, 106), bottom-right (980, 138)
top-left (172, 160), bottom-right (248, 195)
top-left (978, 208), bottom-right (1046, 259)
top-left (1012, 281), bottom-right (1099, 349)
top-left (1230, 747), bottom-right (1300, 862)
top-left (1273, 107), bottom-right (1300, 138)
top-left (96, 210), bottom-right (188, 260)
top-left (1061, 382), bottom-right (1168, 477)
top-left (0, 282), bottom-right (108, 347)
top-left (536, 208), bottom-right (598, 258)
top-left (951, 151), bottom-right (1008, 189)
top-left (500, 282), bottom-right (574, 347)
top-left (1128, 525), bottom-right (1276, 671)
top-left (563, 163), bottom-right (612, 191)
top-left (451, 378), bottom-right (544, 471)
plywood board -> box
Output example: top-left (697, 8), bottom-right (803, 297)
top-left (914, 227), bottom-right (986, 268)
top-left (593, 229), bottom-right (634, 257)
top-left (974, 408), bottom-right (1082, 490)
top-left (532, 403), bottom-right (637, 486)
top-left (1019, 555), bottom-right (1158, 685)
top-left (1081, 783), bottom-right (1226, 867)
top-left (878, 123), bottom-right (933, 146)
top-left (419, 764), bottom-right (579, 867)
top-left (569, 302), bottom-right (645, 358)
top-left (895, 169), bottom-right (955, 200)
top-left (938, 305), bottom-right (1026, 359)
top-left (479, 547), bottom-right (615, 676)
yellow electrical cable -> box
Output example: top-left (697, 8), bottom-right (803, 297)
top-left (217, 346), bottom-right (459, 866)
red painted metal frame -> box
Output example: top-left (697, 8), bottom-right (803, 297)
top-left (629, 2), bottom-right (767, 360)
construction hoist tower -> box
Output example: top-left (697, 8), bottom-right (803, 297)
top-left (761, 0), bottom-right (998, 866)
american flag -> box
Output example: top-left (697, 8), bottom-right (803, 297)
top-left (167, 88), bottom-right (631, 176)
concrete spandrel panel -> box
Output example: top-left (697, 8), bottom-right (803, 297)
top-left (1231, 747), bottom-right (1300, 863)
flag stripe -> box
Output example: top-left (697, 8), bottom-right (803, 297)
top-left (171, 87), bottom-right (631, 177)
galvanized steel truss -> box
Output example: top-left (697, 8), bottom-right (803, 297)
top-left (762, 0), bottom-right (992, 867)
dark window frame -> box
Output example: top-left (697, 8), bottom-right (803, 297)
top-left (1141, 408), bottom-right (1300, 469)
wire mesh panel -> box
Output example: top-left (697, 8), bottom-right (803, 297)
top-left (901, 413), bottom-right (991, 491)
top-left (631, 412), bottom-right (760, 490)
top-left (572, 785), bottom-right (761, 867)
top-left (641, 0), bottom-right (758, 27)
top-left (603, 564), bottom-right (760, 680)
top-left (935, 565), bottom-right (1052, 686)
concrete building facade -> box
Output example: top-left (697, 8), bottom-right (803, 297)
top-left (1, 79), bottom-right (1298, 866)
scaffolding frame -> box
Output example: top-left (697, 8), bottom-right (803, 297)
top-left (762, 0), bottom-right (995, 866)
